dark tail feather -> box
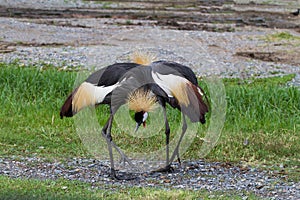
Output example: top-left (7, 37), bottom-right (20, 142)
top-left (196, 85), bottom-right (210, 124)
top-left (183, 83), bottom-right (209, 123)
top-left (60, 88), bottom-right (78, 119)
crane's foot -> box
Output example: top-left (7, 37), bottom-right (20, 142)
top-left (109, 168), bottom-right (136, 180)
top-left (177, 157), bottom-right (182, 167)
top-left (152, 164), bottom-right (174, 173)
top-left (118, 152), bottom-right (134, 168)
top-left (175, 152), bottom-right (181, 167)
top-left (111, 141), bottom-right (135, 168)
top-left (171, 147), bottom-right (181, 167)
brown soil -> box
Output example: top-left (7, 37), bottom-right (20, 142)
top-left (0, 1), bottom-right (299, 30)
top-left (236, 50), bottom-right (300, 66)
top-left (0, 1), bottom-right (299, 67)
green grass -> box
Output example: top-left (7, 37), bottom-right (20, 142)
top-left (206, 75), bottom-right (299, 165)
top-left (0, 62), bottom-right (299, 198)
top-left (0, 62), bottom-right (86, 158)
top-left (0, 63), bottom-right (300, 162)
top-left (0, 175), bottom-right (258, 200)
top-left (264, 32), bottom-right (300, 42)
top-left (0, 62), bottom-right (299, 164)
top-left (0, 63), bottom-right (299, 163)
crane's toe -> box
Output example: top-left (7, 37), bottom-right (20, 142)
top-left (109, 168), bottom-right (137, 180)
top-left (152, 164), bottom-right (175, 173)
top-left (117, 152), bottom-right (134, 168)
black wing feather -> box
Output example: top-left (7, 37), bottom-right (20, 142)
top-left (86, 63), bottom-right (140, 86)
top-left (151, 61), bottom-right (198, 85)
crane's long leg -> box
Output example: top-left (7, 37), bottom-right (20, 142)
top-left (153, 106), bottom-right (173, 172)
top-left (165, 107), bottom-right (171, 168)
top-left (102, 114), bottom-right (135, 180)
top-left (110, 141), bottom-right (134, 168)
top-left (170, 114), bottom-right (187, 165)
top-left (101, 114), bottom-right (117, 178)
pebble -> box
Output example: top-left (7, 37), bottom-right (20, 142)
top-left (0, 17), bottom-right (299, 85)
top-left (0, 156), bottom-right (299, 199)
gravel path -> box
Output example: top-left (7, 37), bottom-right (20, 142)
top-left (1, 156), bottom-right (299, 199)
top-left (1, 3), bottom-right (298, 81)
top-left (0, 16), bottom-right (299, 82)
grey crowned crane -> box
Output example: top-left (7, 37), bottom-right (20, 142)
top-left (152, 61), bottom-right (209, 171)
top-left (127, 61), bottom-right (209, 172)
top-left (60, 62), bottom-right (141, 179)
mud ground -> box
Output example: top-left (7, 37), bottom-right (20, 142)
top-left (0, 0), bottom-right (299, 78)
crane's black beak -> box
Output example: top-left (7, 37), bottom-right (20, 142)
top-left (134, 122), bottom-right (142, 132)
top-left (134, 122), bottom-right (146, 132)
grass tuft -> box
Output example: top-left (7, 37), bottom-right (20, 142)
top-left (264, 32), bottom-right (300, 42)
top-left (0, 62), bottom-right (86, 158)
top-left (0, 175), bottom-right (259, 200)
top-left (0, 62), bottom-right (299, 168)
top-left (0, 62), bottom-right (299, 197)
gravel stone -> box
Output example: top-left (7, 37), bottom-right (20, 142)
top-left (0, 156), bottom-right (299, 199)
top-left (0, 17), bottom-right (299, 86)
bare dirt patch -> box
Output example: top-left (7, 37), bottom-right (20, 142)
top-left (0, 0), bottom-right (299, 78)
top-left (236, 50), bottom-right (300, 66)
top-left (0, 1), bottom-right (299, 31)
top-left (0, 42), bottom-right (15, 53)
top-left (235, 31), bottom-right (300, 66)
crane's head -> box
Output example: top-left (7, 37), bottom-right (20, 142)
top-left (134, 111), bottom-right (148, 132)
top-left (127, 88), bottom-right (156, 132)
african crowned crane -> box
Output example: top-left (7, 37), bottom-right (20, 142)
top-left (127, 61), bottom-right (209, 172)
top-left (60, 62), bottom-right (141, 179)
top-left (153, 61), bottom-right (209, 171)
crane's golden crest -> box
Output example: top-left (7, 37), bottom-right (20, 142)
top-left (130, 51), bottom-right (157, 65)
top-left (72, 82), bottom-right (96, 113)
top-left (127, 89), bottom-right (157, 112)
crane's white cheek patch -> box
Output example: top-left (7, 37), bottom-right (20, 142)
top-left (142, 112), bottom-right (148, 122)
